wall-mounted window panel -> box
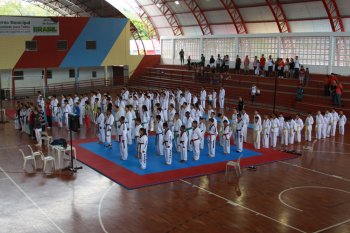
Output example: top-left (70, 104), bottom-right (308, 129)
top-left (280, 36), bottom-right (330, 66)
top-left (13, 71), bottom-right (24, 80)
top-left (86, 41), bottom-right (96, 50)
top-left (161, 39), bottom-right (172, 59)
top-left (57, 40), bottom-right (68, 51)
top-left (69, 69), bottom-right (75, 78)
top-left (25, 41), bottom-right (37, 51)
top-left (203, 38), bottom-right (235, 63)
top-left (334, 37), bottom-right (350, 67)
top-left (174, 38), bottom-right (201, 60)
top-left (239, 37), bottom-right (278, 62)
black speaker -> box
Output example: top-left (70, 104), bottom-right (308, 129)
top-left (68, 114), bottom-right (79, 132)
top-left (0, 89), bottom-right (4, 100)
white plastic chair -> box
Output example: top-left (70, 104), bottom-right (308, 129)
top-left (40, 151), bottom-right (56, 172)
top-left (27, 145), bottom-right (41, 160)
top-left (42, 135), bottom-right (53, 146)
top-left (64, 145), bottom-right (77, 167)
top-left (19, 149), bottom-right (36, 170)
top-left (226, 154), bottom-right (244, 176)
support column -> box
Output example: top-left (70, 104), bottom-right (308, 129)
top-left (11, 68), bottom-right (15, 98)
top-left (277, 36), bottom-right (281, 58)
top-left (44, 68), bottom-right (48, 99)
top-left (104, 66), bottom-right (108, 86)
top-left (329, 36), bottom-right (335, 74)
top-left (171, 38), bottom-right (175, 64)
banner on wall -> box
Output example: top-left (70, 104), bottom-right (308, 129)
top-left (0, 16), bottom-right (59, 36)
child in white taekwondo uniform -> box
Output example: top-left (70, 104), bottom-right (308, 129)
top-left (173, 113), bottom-right (182, 152)
top-left (315, 111), bottom-right (324, 140)
top-left (179, 125), bottom-right (188, 162)
top-left (222, 120), bottom-right (232, 154)
top-left (96, 107), bottom-right (105, 144)
top-left (200, 88), bottom-right (207, 109)
top-left (219, 87), bottom-right (225, 111)
top-left (63, 100), bottom-right (72, 130)
top-left (191, 121), bottom-right (203, 161)
top-left (105, 110), bottom-right (114, 148)
top-left (324, 110), bottom-right (333, 138)
top-left (199, 117), bottom-right (206, 150)
top-left (262, 115), bottom-right (271, 148)
top-left (270, 114), bottom-right (279, 148)
top-left (338, 111), bottom-right (347, 135)
top-left (134, 118), bottom-right (142, 155)
top-left (212, 89), bottom-right (217, 109)
top-left (207, 118), bottom-right (217, 158)
top-left (331, 108), bottom-right (339, 136)
top-left (138, 128), bottom-right (148, 169)
top-left (141, 105), bottom-right (150, 134)
top-left (155, 115), bottom-right (164, 156)
top-left (218, 113), bottom-right (229, 146)
top-left (295, 114), bottom-right (304, 143)
top-left (253, 116), bottom-right (262, 149)
top-left (56, 103), bottom-right (63, 128)
top-left (125, 106), bottom-right (133, 145)
top-left (163, 122), bottom-right (173, 165)
top-left (231, 109), bottom-right (238, 145)
top-left (278, 113), bottom-right (284, 137)
top-left (288, 117), bottom-right (297, 145)
top-left (305, 112), bottom-right (314, 142)
top-left (235, 114), bottom-right (245, 153)
top-left (281, 117), bottom-right (290, 146)
top-left (241, 110), bottom-right (249, 143)
top-left (183, 111), bottom-right (194, 151)
top-left (118, 116), bottom-right (128, 160)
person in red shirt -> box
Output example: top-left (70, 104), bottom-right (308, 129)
top-left (335, 81), bottom-right (343, 107)
top-left (260, 54), bottom-right (266, 76)
top-left (298, 65), bottom-right (305, 85)
top-left (45, 100), bottom-right (52, 128)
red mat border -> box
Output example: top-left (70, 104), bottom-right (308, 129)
top-left (74, 138), bottom-right (299, 189)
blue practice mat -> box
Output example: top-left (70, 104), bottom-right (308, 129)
top-left (79, 136), bottom-right (261, 175)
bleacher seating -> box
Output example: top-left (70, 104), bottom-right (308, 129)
top-left (128, 65), bottom-right (350, 117)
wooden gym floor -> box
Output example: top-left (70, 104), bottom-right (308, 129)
top-left (1, 107), bottom-right (350, 233)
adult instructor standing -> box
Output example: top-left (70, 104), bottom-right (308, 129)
top-left (179, 49), bottom-right (185, 65)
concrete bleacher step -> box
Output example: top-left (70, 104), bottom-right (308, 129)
top-left (129, 65), bottom-right (350, 115)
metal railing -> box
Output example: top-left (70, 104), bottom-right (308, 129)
top-left (4, 79), bottom-right (113, 99)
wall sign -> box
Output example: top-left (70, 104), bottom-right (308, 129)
top-left (0, 16), bottom-right (59, 36)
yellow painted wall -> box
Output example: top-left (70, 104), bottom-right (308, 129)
top-left (102, 21), bottom-right (144, 73)
top-left (0, 35), bottom-right (33, 69)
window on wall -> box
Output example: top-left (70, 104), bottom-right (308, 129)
top-left (161, 39), bottom-right (172, 59)
top-left (203, 38), bottom-right (235, 63)
top-left (25, 41), bottom-right (37, 51)
top-left (57, 40), bottom-right (68, 51)
top-left (239, 37), bottom-right (278, 62)
top-left (92, 71), bottom-right (97, 78)
top-left (13, 71), bottom-right (24, 80)
top-left (280, 36), bottom-right (330, 66)
top-left (174, 38), bottom-right (201, 60)
top-left (69, 69), bottom-right (75, 78)
top-left (41, 70), bottom-right (53, 79)
top-left (86, 41), bottom-right (97, 50)
top-left (334, 37), bottom-right (350, 67)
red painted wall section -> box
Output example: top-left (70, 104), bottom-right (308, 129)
top-left (131, 55), bottom-right (161, 79)
top-left (15, 17), bottom-right (89, 69)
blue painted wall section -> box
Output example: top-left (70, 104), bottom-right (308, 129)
top-left (60, 18), bottom-right (128, 68)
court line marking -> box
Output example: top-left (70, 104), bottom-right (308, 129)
top-left (311, 151), bottom-right (350, 154)
top-left (313, 218), bottom-right (350, 233)
top-left (278, 161), bottom-right (350, 182)
top-left (322, 139), bottom-right (350, 146)
top-left (0, 177), bottom-right (9, 181)
top-left (279, 186), bottom-right (350, 212)
top-left (180, 179), bottom-right (306, 233)
top-left (0, 166), bottom-right (64, 233)
top-left (98, 183), bottom-right (116, 233)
